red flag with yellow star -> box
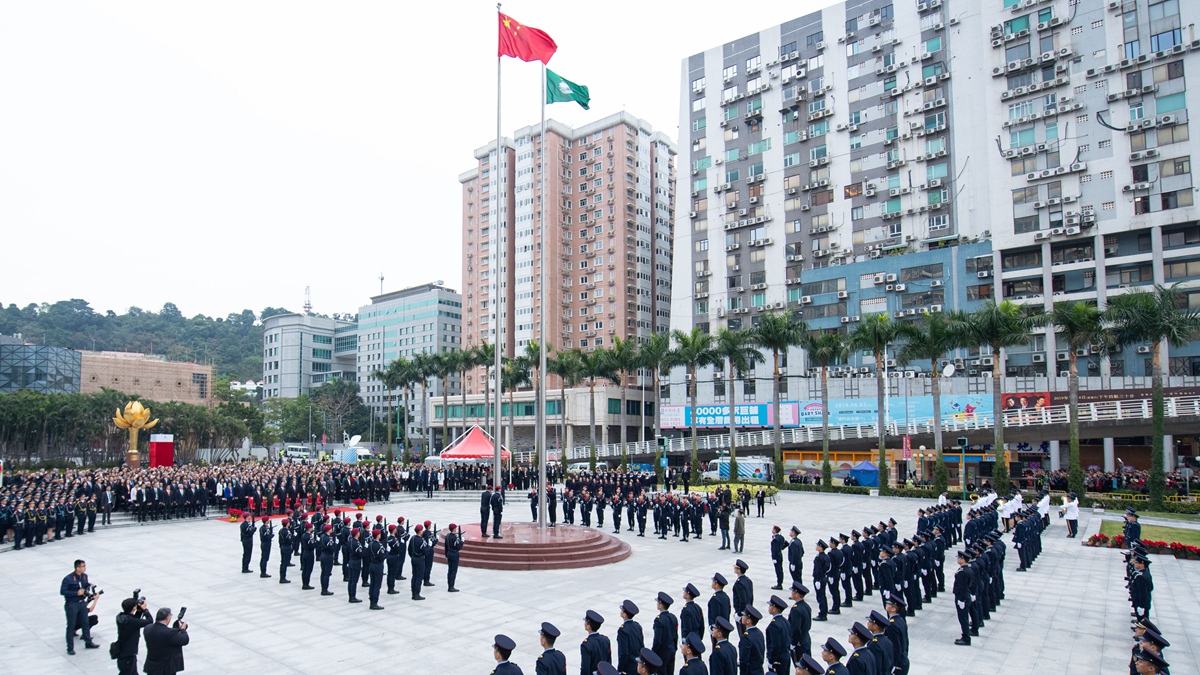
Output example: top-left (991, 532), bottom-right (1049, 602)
top-left (498, 12), bottom-right (557, 64)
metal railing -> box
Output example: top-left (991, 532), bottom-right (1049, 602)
top-left (561, 395), bottom-right (1200, 461)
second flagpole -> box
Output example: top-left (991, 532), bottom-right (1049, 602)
top-left (537, 62), bottom-right (548, 528)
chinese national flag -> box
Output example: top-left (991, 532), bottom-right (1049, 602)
top-left (498, 12), bottom-right (557, 64)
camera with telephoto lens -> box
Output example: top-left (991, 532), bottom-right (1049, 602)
top-left (132, 588), bottom-right (145, 604)
top-left (173, 607), bottom-right (187, 630)
top-left (85, 584), bottom-right (103, 601)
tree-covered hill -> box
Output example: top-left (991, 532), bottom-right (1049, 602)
top-left (0, 299), bottom-right (292, 381)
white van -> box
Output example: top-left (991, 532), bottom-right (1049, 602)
top-left (283, 445), bottom-right (314, 460)
top-left (567, 461), bottom-right (610, 473)
top-left (702, 456), bottom-right (773, 482)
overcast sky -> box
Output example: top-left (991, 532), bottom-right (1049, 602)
top-left (0, 0), bottom-right (829, 319)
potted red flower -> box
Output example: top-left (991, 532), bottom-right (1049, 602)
top-left (227, 508), bottom-right (243, 522)
top-left (1085, 532), bottom-right (1109, 547)
top-left (352, 499), bottom-right (367, 510)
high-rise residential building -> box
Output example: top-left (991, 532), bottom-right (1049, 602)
top-left (261, 313), bottom-right (357, 400)
top-left (669, 0), bottom-right (1200, 476)
top-left (355, 283), bottom-right (463, 448)
top-left (454, 111), bottom-right (676, 452)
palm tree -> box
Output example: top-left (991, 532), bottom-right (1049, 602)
top-left (714, 328), bottom-right (765, 482)
top-left (429, 351), bottom-right (461, 452)
top-left (952, 300), bottom-right (1038, 495)
top-left (474, 342), bottom-right (496, 433)
top-left (501, 356), bottom-right (531, 462)
top-left (802, 331), bottom-right (850, 488)
top-left (605, 336), bottom-right (640, 470)
top-left (579, 347), bottom-right (614, 471)
top-left (751, 311), bottom-right (808, 486)
top-left (523, 340), bottom-right (546, 463)
top-left (897, 313), bottom-right (964, 493)
top-left (549, 348), bottom-right (584, 462)
top-left (410, 352), bottom-right (438, 461)
top-left (849, 314), bottom-right (905, 493)
top-left (1030, 302), bottom-right (1110, 498)
top-left (1107, 284), bottom-right (1200, 509)
top-left (375, 357), bottom-right (415, 467)
top-left (669, 328), bottom-right (721, 485)
top-left (637, 331), bottom-right (674, 443)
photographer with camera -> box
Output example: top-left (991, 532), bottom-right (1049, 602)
top-left (143, 607), bottom-right (189, 675)
top-left (113, 591), bottom-right (152, 675)
top-left (60, 559), bottom-right (100, 655)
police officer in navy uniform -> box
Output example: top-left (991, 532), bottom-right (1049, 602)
top-left (651, 592), bottom-right (678, 675)
top-left (845, 623), bottom-right (875, 675)
top-left (708, 617), bottom-right (737, 675)
top-left (493, 634), bottom-right (524, 675)
top-left (445, 523), bottom-right (463, 592)
top-left (952, 550), bottom-right (974, 645)
top-left (770, 527), bottom-right (787, 590)
top-left (680, 583), bottom-right (705, 643)
top-left (536, 622), bottom-right (567, 675)
top-left (635, 647), bottom-right (662, 675)
top-left (795, 653), bottom-right (825, 675)
top-left (708, 573), bottom-right (732, 628)
top-left (680, 632), bottom-right (707, 675)
top-left (787, 526), bottom-right (805, 585)
top-left (866, 611), bottom-right (894, 675)
top-left (764, 596), bottom-right (791, 675)
top-left (732, 560), bottom-right (753, 621)
top-left (617, 600), bottom-right (644, 675)
top-left (788, 582), bottom-right (813, 660)
top-left (581, 610), bottom-right (613, 675)
top-left (819, 638), bottom-right (849, 675)
top-left (812, 540), bottom-right (832, 621)
top-left (738, 606), bottom-right (766, 675)
top-left (883, 594), bottom-right (909, 675)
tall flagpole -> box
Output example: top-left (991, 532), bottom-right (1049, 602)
top-left (493, 3), bottom-right (504, 491)
top-left (537, 63), bottom-right (548, 528)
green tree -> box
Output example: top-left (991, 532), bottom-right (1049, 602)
top-left (1033, 302), bottom-right (1112, 498)
top-left (751, 311), bottom-right (808, 486)
top-left (605, 336), bottom-right (640, 470)
top-left (849, 313), bottom-right (904, 493)
top-left (669, 328), bottom-right (720, 485)
top-left (1107, 284), bottom-right (1200, 509)
top-left (637, 332), bottom-right (673, 444)
top-left (714, 328), bottom-right (764, 482)
top-left (802, 331), bottom-right (849, 489)
top-left (952, 300), bottom-right (1038, 495)
top-left (428, 351), bottom-right (459, 452)
top-left (549, 348), bottom-right (584, 464)
top-left (579, 347), bottom-right (614, 472)
top-left (897, 312), bottom-right (965, 494)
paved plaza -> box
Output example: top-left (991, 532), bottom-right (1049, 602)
top-left (0, 490), bottom-right (1195, 675)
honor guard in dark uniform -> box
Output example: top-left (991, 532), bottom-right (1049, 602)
top-left (367, 528), bottom-right (386, 609)
top-left (385, 524), bottom-right (403, 595)
top-left (239, 514), bottom-right (255, 574)
top-left (299, 522), bottom-right (317, 589)
top-left (866, 611), bottom-right (894, 675)
top-left (536, 622), bottom-right (567, 675)
top-left (680, 583), bottom-right (705, 642)
top-left (651, 592), bottom-right (678, 675)
top-left (680, 632), bottom-right (707, 675)
top-left (883, 594), bottom-right (909, 675)
top-left (732, 560), bottom-right (753, 620)
top-left (319, 524), bottom-right (337, 595)
top-left (258, 518), bottom-right (274, 578)
top-left (277, 519), bottom-right (293, 583)
top-left (492, 634), bottom-right (524, 675)
top-left (445, 523), bottom-right (463, 592)
top-left (636, 496), bottom-right (648, 536)
top-left (581, 610), bottom-right (613, 675)
top-left (616, 600), bottom-right (644, 675)
top-left (1129, 554), bottom-right (1153, 623)
top-left (770, 527), bottom-right (787, 589)
top-left (845, 623), bottom-right (876, 675)
top-left (422, 520), bottom-right (437, 587)
top-left (788, 582), bottom-right (813, 660)
top-left (738, 606), bottom-right (766, 675)
top-left (345, 528), bottom-right (363, 603)
top-left (952, 550), bottom-right (975, 645)
top-left (708, 617), bottom-right (737, 675)
top-left (819, 638), bottom-right (849, 675)
top-left (765, 596), bottom-right (791, 675)
top-left (408, 524), bottom-right (427, 600)
top-left (812, 540), bottom-right (832, 620)
top-left (708, 573), bottom-right (732, 628)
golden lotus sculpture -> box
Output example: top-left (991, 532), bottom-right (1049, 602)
top-left (114, 401), bottom-right (159, 468)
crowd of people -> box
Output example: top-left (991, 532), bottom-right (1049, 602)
top-left (1027, 467), bottom-right (1194, 496)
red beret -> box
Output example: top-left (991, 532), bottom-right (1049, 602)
top-left (334, 510), bottom-right (342, 516)
top-left (343, 517), bottom-right (350, 524)
top-left (388, 524), bottom-right (397, 531)
top-left (772, 525), bottom-right (781, 533)
top-left (281, 519), bottom-right (290, 525)
top-left (304, 522), bottom-right (313, 529)
top-left (449, 523), bottom-right (457, 530)
top-left (397, 516), bottom-right (405, 522)
top-left (375, 515), bottom-right (383, 521)
top-left (323, 524), bottom-right (332, 531)
top-left (261, 518), bottom-right (269, 523)
top-left (414, 525), bottom-right (424, 532)
top-left (424, 520), bottom-right (431, 527)
top-left (351, 527), bottom-right (360, 535)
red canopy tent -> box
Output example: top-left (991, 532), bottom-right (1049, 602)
top-left (438, 426), bottom-right (511, 461)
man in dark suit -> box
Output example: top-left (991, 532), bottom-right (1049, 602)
top-left (115, 597), bottom-right (152, 675)
top-left (480, 486), bottom-right (493, 538)
top-left (490, 485), bottom-right (505, 538)
top-left (142, 607), bottom-right (188, 675)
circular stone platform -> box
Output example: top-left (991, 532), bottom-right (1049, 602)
top-left (432, 522), bottom-right (631, 570)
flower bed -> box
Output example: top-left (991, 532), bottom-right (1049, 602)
top-left (352, 499), bottom-right (367, 510)
top-left (1087, 528), bottom-right (1200, 559)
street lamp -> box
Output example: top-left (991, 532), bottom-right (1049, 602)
top-left (918, 445), bottom-right (927, 484)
